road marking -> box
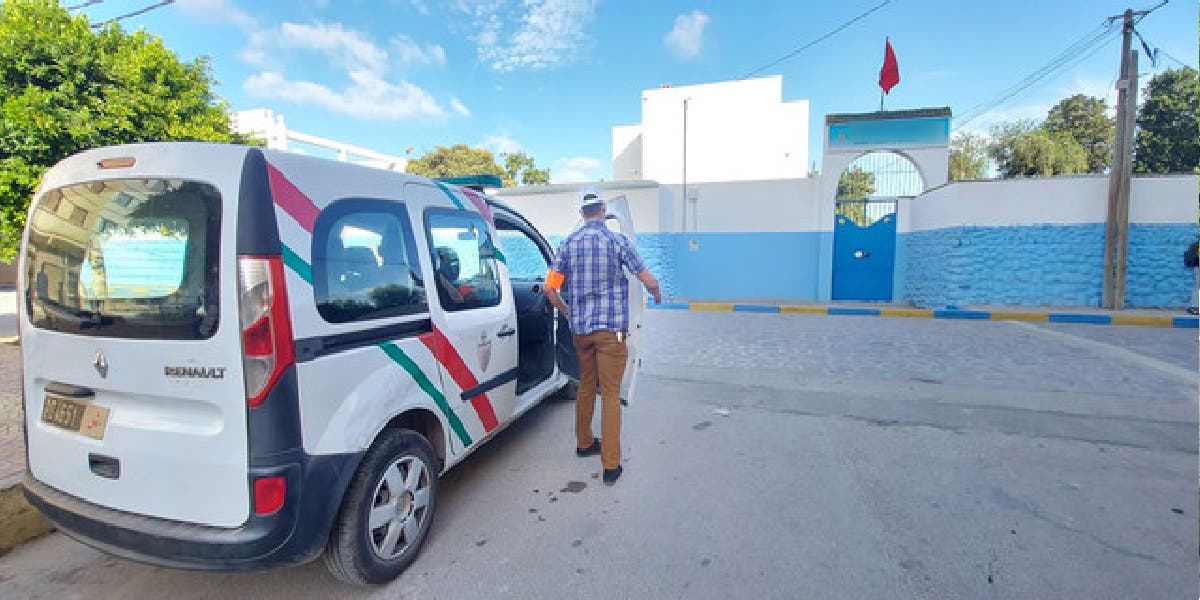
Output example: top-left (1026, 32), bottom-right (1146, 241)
top-left (1011, 321), bottom-right (1197, 385)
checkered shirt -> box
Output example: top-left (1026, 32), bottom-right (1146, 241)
top-left (550, 221), bottom-right (646, 335)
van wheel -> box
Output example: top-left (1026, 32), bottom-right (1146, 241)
top-left (324, 429), bottom-right (438, 585)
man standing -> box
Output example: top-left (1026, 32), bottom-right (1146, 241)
top-left (544, 190), bottom-right (661, 485)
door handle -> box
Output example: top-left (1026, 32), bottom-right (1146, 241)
top-left (497, 326), bottom-right (516, 338)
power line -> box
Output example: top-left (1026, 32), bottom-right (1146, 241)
top-left (1156, 49), bottom-right (1195, 68)
top-left (741, 0), bottom-right (891, 79)
top-left (953, 22), bottom-right (1119, 130)
top-left (66, 0), bottom-right (103, 10)
top-left (89, 0), bottom-right (174, 29)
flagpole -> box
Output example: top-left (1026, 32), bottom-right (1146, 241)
top-left (880, 90), bottom-right (884, 112)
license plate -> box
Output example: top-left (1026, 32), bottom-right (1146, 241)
top-left (41, 394), bottom-right (109, 440)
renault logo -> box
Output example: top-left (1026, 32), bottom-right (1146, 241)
top-left (93, 351), bottom-right (109, 378)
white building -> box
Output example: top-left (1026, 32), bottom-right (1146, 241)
top-left (231, 109), bottom-right (408, 172)
top-left (612, 76), bottom-right (809, 184)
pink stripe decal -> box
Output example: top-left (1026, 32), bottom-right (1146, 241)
top-left (266, 163), bottom-right (319, 233)
top-left (461, 188), bottom-right (494, 225)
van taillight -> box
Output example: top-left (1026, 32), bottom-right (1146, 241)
top-left (237, 256), bottom-right (295, 407)
top-left (253, 476), bottom-right (287, 515)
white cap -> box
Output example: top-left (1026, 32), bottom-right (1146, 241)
top-left (578, 187), bottom-right (604, 209)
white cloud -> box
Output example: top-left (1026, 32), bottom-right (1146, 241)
top-left (664, 10), bottom-right (709, 60)
top-left (240, 21), bottom-right (459, 121)
top-left (552, 156), bottom-right (602, 183)
top-left (174, 0), bottom-right (256, 31)
top-left (245, 71), bottom-right (447, 120)
top-left (453, 0), bottom-right (598, 71)
top-left (451, 97), bottom-right (471, 117)
top-left (277, 22), bottom-right (390, 74)
top-left (398, 0), bottom-right (430, 14)
top-left (392, 36), bottom-right (448, 68)
top-left (482, 134), bottom-right (521, 155)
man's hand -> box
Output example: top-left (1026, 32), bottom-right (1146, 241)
top-left (546, 287), bottom-right (569, 317)
top-left (638, 270), bottom-right (662, 304)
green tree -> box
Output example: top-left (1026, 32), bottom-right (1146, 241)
top-left (836, 165), bottom-right (875, 199)
top-left (988, 121), bottom-right (1089, 178)
top-left (407, 145), bottom-right (551, 187)
top-left (405, 144), bottom-right (504, 181)
top-left (835, 165), bottom-right (875, 225)
top-left (0, 0), bottom-right (247, 261)
top-left (949, 131), bottom-right (989, 180)
top-left (1043, 94), bottom-right (1113, 172)
top-left (1133, 67), bottom-right (1199, 174)
top-left (502, 151), bottom-right (550, 186)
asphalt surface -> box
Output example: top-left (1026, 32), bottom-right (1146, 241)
top-left (0, 311), bottom-right (1196, 599)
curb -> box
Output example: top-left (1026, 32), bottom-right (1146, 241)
top-left (650, 302), bottom-right (1200, 328)
top-left (0, 475), bottom-right (53, 556)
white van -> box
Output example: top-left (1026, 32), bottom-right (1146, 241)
top-left (17, 142), bottom-right (643, 584)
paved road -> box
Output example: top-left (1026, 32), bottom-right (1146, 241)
top-left (0, 311), bottom-right (1196, 599)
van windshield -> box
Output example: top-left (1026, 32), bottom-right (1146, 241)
top-left (24, 179), bottom-right (222, 340)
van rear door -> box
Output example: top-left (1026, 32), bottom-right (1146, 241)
top-left (21, 144), bottom-right (252, 527)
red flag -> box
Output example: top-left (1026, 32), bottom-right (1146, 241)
top-left (879, 38), bottom-right (900, 94)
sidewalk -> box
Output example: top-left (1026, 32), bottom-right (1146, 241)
top-left (651, 300), bottom-right (1200, 328)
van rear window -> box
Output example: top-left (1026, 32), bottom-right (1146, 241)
top-left (24, 179), bottom-right (222, 340)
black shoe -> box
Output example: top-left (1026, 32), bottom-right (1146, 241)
top-left (576, 439), bottom-right (600, 457)
top-left (602, 465), bottom-right (623, 485)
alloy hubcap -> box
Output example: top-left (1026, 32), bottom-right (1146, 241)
top-left (368, 455), bottom-right (430, 560)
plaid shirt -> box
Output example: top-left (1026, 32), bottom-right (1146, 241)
top-left (549, 221), bottom-right (646, 335)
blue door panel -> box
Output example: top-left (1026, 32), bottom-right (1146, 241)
top-left (832, 213), bottom-right (896, 301)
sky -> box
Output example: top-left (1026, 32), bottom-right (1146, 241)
top-left (71, 0), bottom-right (1199, 183)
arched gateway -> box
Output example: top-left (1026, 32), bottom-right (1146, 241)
top-left (818, 108), bottom-right (951, 302)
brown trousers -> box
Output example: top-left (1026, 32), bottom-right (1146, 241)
top-left (573, 330), bottom-right (627, 470)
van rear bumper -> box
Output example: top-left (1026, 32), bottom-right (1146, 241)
top-left (21, 452), bottom-right (362, 571)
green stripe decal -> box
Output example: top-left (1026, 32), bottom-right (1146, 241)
top-left (493, 247), bottom-right (507, 264)
top-left (433, 181), bottom-right (467, 210)
top-left (379, 342), bottom-right (473, 447)
top-left (281, 244), bottom-right (312, 284)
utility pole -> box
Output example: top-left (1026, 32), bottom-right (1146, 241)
top-left (1102, 8), bottom-right (1141, 310)
top-left (1101, 2), bottom-right (1165, 308)
top-left (682, 98), bottom-right (689, 234)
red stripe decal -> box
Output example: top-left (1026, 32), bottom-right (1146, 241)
top-left (266, 163), bottom-right (319, 233)
top-left (461, 188), bottom-right (494, 225)
top-left (420, 328), bottom-right (499, 432)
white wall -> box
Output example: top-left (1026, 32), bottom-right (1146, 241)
top-left (907, 174), bottom-right (1199, 232)
top-left (492, 183), bottom-right (669, 236)
top-left (661, 179), bottom-right (823, 233)
top-left (612, 125), bottom-right (643, 180)
top-left (634, 77), bottom-right (809, 185)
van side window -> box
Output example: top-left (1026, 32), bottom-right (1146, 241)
top-left (425, 210), bottom-right (502, 312)
top-left (496, 227), bottom-right (549, 281)
top-left (313, 200), bottom-right (426, 323)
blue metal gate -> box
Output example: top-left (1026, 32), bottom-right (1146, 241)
top-left (832, 199), bottom-right (897, 301)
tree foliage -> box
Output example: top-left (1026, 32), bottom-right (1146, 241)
top-left (1043, 94), bottom-right (1113, 172)
top-left (988, 120), bottom-right (1089, 178)
top-left (502, 151), bottom-right (550, 186)
top-left (405, 144), bottom-right (503, 180)
top-left (836, 166), bottom-right (875, 199)
top-left (949, 132), bottom-right (989, 180)
top-left (406, 144), bottom-right (549, 187)
top-left (0, 0), bottom-right (247, 261)
top-left (1133, 67), bottom-right (1199, 174)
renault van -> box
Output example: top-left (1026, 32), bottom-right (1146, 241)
top-left (17, 142), bottom-right (642, 584)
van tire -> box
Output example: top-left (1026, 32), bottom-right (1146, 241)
top-left (323, 429), bottom-right (439, 585)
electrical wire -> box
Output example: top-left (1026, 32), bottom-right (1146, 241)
top-left (65, 0), bottom-right (103, 10)
top-left (741, 0), bottom-right (891, 79)
top-left (953, 22), bottom-right (1119, 130)
top-left (89, 0), bottom-right (174, 29)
